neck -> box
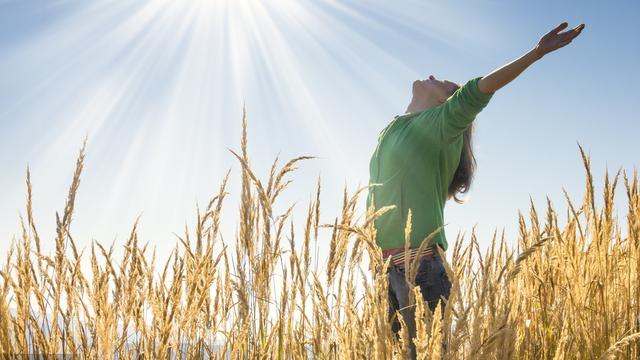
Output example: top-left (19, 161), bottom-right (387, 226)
top-left (405, 97), bottom-right (442, 114)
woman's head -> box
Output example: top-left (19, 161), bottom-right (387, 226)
top-left (409, 75), bottom-right (460, 111)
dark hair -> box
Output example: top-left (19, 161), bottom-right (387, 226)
top-left (448, 122), bottom-right (476, 204)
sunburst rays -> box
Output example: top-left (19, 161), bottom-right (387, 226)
top-left (0, 0), bottom-right (473, 255)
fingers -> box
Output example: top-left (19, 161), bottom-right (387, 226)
top-left (559, 28), bottom-right (582, 47)
top-left (563, 23), bottom-right (585, 40)
top-left (547, 22), bottom-right (585, 37)
top-left (573, 23), bottom-right (585, 32)
top-left (552, 23), bottom-right (585, 43)
top-left (550, 22), bottom-right (568, 35)
top-left (568, 23), bottom-right (585, 36)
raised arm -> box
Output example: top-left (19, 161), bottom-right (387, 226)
top-left (478, 22), bottom-right (585, 94)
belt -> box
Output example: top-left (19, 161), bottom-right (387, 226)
top-left (382, 245), bottom-right (437, 267)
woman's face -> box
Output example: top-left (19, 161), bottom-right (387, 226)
top-left (413, 75), bottom-right (460, 105)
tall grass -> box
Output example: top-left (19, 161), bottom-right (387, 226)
top-left (1, 109), bottom-right (639, 358)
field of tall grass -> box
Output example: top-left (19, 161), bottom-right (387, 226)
top-left (1, 111), bottom-right (639, 359)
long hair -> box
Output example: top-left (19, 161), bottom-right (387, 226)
top-left (448, 122), bottom-right (477, 204)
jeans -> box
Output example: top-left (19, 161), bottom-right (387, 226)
top-left (386, 254), bottom-right (451, 358)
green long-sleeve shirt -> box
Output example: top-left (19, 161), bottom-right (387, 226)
top-left (366, 77), bottom-right (494, 251)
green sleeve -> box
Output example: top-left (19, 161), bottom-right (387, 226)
top-left (438, 76), bottom-right (494, 141)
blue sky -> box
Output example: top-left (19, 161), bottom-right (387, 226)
top-left (1, 0), bottom-right (638, 260)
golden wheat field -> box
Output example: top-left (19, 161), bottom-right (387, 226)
top-left (1, 112), bottom-right (639, 359)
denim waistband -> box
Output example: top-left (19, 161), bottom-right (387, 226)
top-left (382, 245), bottom-right (437, 267)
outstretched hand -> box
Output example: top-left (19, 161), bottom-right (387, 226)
top-left (535, 22), bottom-right (585, 58)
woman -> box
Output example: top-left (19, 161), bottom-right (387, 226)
top-left (366, 22), bottom-right (584, 356)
